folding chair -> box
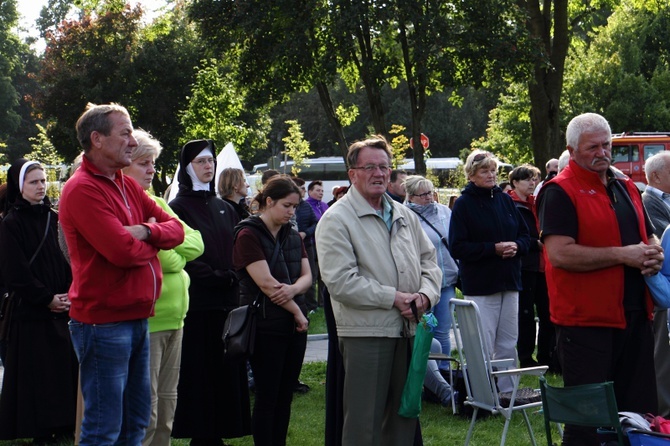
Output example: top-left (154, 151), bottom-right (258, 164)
top-left (451, 299), bottom-right (548, 446)
top-left (539, 376), bottom-right (625, 446)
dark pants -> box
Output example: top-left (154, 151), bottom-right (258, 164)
top-left (557, 311), bottom-right (657, 446)
top-left (517, 271), bottom-right (554, 365)
top-left (653, 309), bottom-right (670, 417)
top-left (304, 244), bottom-right (319, 311)
top-left (250, 328), bottom-right (307, 446)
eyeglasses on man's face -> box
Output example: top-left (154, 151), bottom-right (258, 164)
top-left (351, 164), bottom-right (391, 173)
top-left (192, 157), bottom-right (215, 166)
top-left (411, 191), bottom-right (433, 199)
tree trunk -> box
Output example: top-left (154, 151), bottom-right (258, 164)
top-left (316, 81), bottom-right (350, 168)
top-left (524, 0), bottom-right (569, 170)
top-left (399, 22), bottom-right (427, 174)
top-left (350, 2), bottom-right (387, 136)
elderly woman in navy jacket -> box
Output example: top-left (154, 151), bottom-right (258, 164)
top-left (448, 150), bottom-right (530, 394)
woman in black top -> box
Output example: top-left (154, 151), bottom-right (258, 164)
top-left (0, 159), bottom-right (76, 445)
top-left (233, 176), bottom-right (310, 446)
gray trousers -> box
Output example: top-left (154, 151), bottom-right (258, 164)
top-left (339, 336), bottom-right (417, 446)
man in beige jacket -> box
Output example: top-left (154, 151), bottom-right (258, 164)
top-left (316, 135), bottom-right (441, 446)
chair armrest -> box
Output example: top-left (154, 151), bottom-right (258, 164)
top-left (491, 365), bottom-right (548, 378)
top-left (491, 358), bottom-right (516, 369)
top-left (427, 353), bottom-right (460, 366)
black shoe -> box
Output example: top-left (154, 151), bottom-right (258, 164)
top-left (294, 380), bottom-right (310, 394)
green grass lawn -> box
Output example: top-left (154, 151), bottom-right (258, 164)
top-left (1, 362), bottom-right (563, 446)
top-left (307, 306), bottom-right (327, 335)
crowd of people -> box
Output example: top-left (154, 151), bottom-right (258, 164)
top-left (0, 106), bottom-right (667, 446)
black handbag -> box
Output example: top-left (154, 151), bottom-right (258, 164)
top-left (222, 300), bottom-right (260, 361)
top-left (222, 239), bottom-right (281, 361)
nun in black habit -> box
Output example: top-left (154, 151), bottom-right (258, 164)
top-left (169, 140), bottom-right (251, 444)
top-left (0, 159), bottom-right (77, 445)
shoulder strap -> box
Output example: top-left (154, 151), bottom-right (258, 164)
top-left (29, 211), bottom-right (52, 266)
top-left (268, 239), bottom-right (281, 271)
top-left (410, 208), bottom-right (449, 250)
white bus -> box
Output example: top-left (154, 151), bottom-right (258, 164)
top-left (247, 156), bottom-right (513, 201)
top-left (247, 157), bottom-right (350, 202)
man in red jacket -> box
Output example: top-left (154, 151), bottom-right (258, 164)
top-left (59, 103), bottom-right (184, 446)
top-left (537, 112), bottom-right (663, 446)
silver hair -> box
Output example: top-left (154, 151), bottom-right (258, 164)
top-left (645, 151), bottom-right (670, 183)
top-left (565, 113), bottom-right (611, 150)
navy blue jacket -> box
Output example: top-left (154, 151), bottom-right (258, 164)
top-left (295, 200), bottom-right (318, 248)
top-left (448, 182), bottom-right (530, 295)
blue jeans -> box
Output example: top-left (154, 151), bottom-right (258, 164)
top-left (432, 286), bottom-right (454, 371)
top-left (69, 318), bottom-right (151, 446)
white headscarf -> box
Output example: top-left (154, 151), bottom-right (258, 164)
top-left (186, 148), bottom-right (213, 192)
top-left (19, 161), bottom-right (40, 193)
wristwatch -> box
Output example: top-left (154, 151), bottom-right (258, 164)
top-left (143, 224), bottom-right (152, 240)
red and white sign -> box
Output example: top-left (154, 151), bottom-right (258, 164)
top-left (410, 133), bottom-right (430, 150)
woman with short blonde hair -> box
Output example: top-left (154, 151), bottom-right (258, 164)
top-left (218, 168), bottom-right (250, 220)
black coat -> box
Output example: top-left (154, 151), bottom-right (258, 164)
top-left (170, 190), bottom-right (240, 311)
top-left (509, 192), bottom-right (543, 272)
top-left (448, 182), bottom-right (530, 295)
top-left (170, 140), bottom-right (251, 439)
top-left (0, 198), bottom-right (71, 320)
top-left (0, 197), bottom-right (77, 440)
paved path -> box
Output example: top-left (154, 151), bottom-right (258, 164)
top-left (304, 334), bottom-right (328, 363)
top-left (0, 335), bottom-right (331, 391)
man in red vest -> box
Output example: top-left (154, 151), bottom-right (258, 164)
top-left (537, 112), bottom-right (663, 446)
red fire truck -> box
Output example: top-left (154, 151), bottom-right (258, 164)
top-left (611, 132), bottom-right (670, 188)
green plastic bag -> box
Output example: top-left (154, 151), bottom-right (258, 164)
top-left (398, 312), bottom-right (437, 418)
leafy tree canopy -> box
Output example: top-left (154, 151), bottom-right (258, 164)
top-left (35, 1), bottom-right (144, 161)
top-left (180, 58), bottom-right (272, 163)
top-left (563, 0), bottom-right (670, 132)
top-left (0, 0), bottom-right (22, 153)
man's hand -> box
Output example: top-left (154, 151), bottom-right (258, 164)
top-left (393, 291), bottom-right (413, 318)
top-left (124, 217), bottom-right (157, 241)
top-left (395, 292), bottom-right (430, 321)
top-left (620, 242), bottom-right (664, 275)
top-left (641, 244), bottom-right (664, 276)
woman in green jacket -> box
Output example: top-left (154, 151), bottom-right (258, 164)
top-left (123, 130), bottom-right (204, 446)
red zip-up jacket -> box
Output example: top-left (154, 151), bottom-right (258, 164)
top-left (59, 156), bottom-right (184, 324)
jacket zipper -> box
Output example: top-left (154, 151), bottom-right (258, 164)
top-left (148, 261), bottom-right (157, 317)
